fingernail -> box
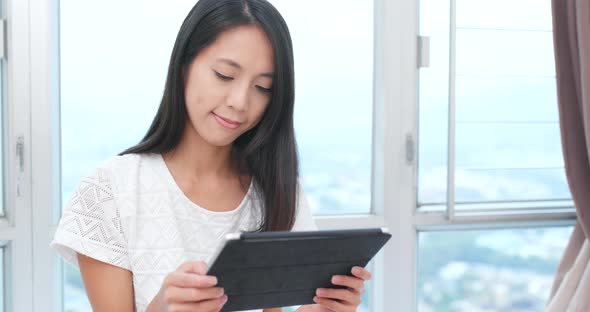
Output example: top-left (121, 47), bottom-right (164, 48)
top-left (313, 296), bottom-right (319, 303)
top-left (221, 295), bottom-right (228, 304)
top-left (211, 276), bottom-right (218, 284)
top-left (332, 276), bottom-right (340, 283)
top-left (316, 288), bottom-right (326, 296)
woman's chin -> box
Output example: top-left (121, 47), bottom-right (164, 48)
top-left (202, 134), bottom-right (238, 148)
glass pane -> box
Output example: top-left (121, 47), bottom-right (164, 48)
top-left (60, 0), bottom-right (374, 307)
top-left (418, 227), bottom-right (572, 311)
top-left (456, 29), bottom-right (555, 77)
top-left (1, 247), bottom-right (3, 312)
top-left (272, 0), bottom-right (374, 215)
top-left (456, 76), bottom-right (558, 122)
top-left (456, 168), bottom-right (570, 203)
top-left (418, 0), bottom-right (450, 205)
top-left (60, 0), bottom-right (188, 200)
top-left (59, 1), bottom-right (196, 308)
top-left (455, 123), bottom-right (566, 203)
top-left (457, 0), bottom-right (552, 30)
top-left (418, 0), bottom-right (569, 206)
top-left (60, 0), bottom-right (373, 216)
top-left (456, 123), bottom-right (563, 169)
top-left (63, 263), bottom-right (91, 312)
top-left (0, 61), bottom-right (4, 217)
top-left (0, 0), bottom-right (4, 217)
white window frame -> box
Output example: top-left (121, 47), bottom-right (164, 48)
top-left (14, 0), bottom-right (577, 311)
top-left (29, 0), bottom-right (63, 310)
top-left (2, 0), bottom-right (36, 311)
top-left (407, 0), bottom-right (576, 310)
top-left (16, 0), bottom-right (409, 310)
top-left (316, 0), bottom-right (419, 310)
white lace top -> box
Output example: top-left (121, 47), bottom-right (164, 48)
top-left (50, 153), bottom-right (317, 312)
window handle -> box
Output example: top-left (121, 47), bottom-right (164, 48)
top-left (417, 36), bottom-right (430, 68)
top-left (0, 18), bottom-right (5, 59)
top-left (16, 136), bottom-right (24, 197)
top-left (406, 133), bottom-right (415, 165)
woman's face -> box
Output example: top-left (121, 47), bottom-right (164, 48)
top-left (183, 25), bottom-right (275, 147)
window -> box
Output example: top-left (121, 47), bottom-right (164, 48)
top-left (418, 0), bottom-right (564, 207)
top-left (413, 0), bottom-right (575, 310)
top-left (0, 61), bottom-right (4, 218)
top-left (59, 1), bottom-right (191, 307)
top-left (1, 245), bottom-right (4, 312)
top-left (418, 0), bottom-right (565, 208)
top-left (271, 0), bottom-right (374, 215)
top-left (2, 0), bottom-right (37, 310)
top-left (58, 0), bottom-right (376, 309)
top-left (20, 0), bottom-right (575, 311)
top-left (59, 0), bottom-right (374, 217)
top-left (63, 267), bottom-right (90, 311)
top-left (418, 227), bottom-right (572, 310)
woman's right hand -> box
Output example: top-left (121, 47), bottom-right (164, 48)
top-left (148, 261), bottom-right (228, 312)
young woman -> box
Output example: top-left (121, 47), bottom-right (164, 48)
top-left (51, 0), bottom-right (372, 311)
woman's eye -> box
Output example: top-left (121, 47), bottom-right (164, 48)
top-left (214, 71), bottom-right (234, 81)
top-left (256, 85), bottom-right (272, 93)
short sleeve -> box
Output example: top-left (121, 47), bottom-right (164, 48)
top-left (50, 165), bottom-right (130, 270)
top-left (292, 184), bottom-right (318, 232)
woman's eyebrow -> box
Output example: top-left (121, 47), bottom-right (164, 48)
top-left (216, 58), bottom-right (274, 78)
top-left (217, 58), bottom-right (241, 68)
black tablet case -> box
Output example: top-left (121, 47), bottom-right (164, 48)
top-left (207, 228), bottom-right (391, 311)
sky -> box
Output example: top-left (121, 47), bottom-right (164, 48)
top-left (60, 0), bottom-right (374, 215)
top-left (59, 0), bottom-right (567, 214)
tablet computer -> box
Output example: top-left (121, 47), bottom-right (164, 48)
top-left (207, 227), bottom-right (391, 311)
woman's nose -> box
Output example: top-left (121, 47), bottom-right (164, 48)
top-left (227, 82), bottom-right (249, 112)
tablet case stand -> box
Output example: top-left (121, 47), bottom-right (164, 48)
top-left (207, 228), bottom-right (391, 311)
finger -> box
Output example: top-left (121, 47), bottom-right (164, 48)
top-left (309, 304), bottom-right (336, 312)
top-left (177, 261), bottom-right (208, 275)
top-left (347, 287), bottom-right (364, 296)
top-left (316, 288), bottom-right (361, 305)
top-left (164, 271), bottom-right (218, 288)
top-left (313, 296), bottom-right (349, 311)
top-left (351, 266), bottom-right (372, 281)
top-left (162, 285), bottom-right (224, 303)
top-left (196, 295), bottom-right (228, 311)
top-left (166, 295), bottom-right (228, 312)
top-left (331, 275), bottom-right (364, 290)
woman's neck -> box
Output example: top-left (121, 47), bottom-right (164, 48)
top-left (163, 122), bottom-right (235, 180)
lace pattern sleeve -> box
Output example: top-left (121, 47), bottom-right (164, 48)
top-left (50, 166), bottom-right (130, 270)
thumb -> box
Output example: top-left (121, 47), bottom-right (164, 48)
top-left (177, 261), bottom-right (208, 275)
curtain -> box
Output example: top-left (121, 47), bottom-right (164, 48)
top-left (546, 0), bottom-right (590, 311)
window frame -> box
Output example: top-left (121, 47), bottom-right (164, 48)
top-left (3, 0), bottom-right (35, 311)
top-left (21, 0), bottom-right (401, 310)
top-left (410, 0), bottom-right (577, 310)
top-left (29, 0), bottom-right (63, 310)
top-left (19, 0), bottom-right (578, 312)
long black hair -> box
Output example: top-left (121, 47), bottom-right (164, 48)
top-left (120, 0), bottom-right (298, 232)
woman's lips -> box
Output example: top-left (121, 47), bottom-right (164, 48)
top-left (212, 113), bottom-right (242, 129)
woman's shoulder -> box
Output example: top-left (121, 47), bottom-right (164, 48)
top-left (90, 153), bottom-right (159, 177)
top-left (86, 153), bottom-right (163, 190)
top-left (97, 152), bottom-right (158, 169)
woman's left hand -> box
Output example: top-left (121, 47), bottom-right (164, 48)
top-left (298, 266), bottom-right (371, 312)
